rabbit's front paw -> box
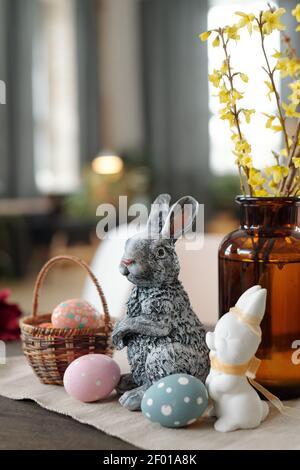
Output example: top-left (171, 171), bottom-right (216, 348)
top-left (119, 385), bottom-right (148, 411)
top-left (116, 374), bottom-right (138, 395)
top-left (111, 318), bottom-right (130, 349)
top-left (111, 329), bottom-right (125, 350)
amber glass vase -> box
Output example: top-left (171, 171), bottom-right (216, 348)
top-left (219, 196), bottom-right (300, 399)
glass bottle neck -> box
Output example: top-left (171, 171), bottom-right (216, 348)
top-left (238, 199), bottom-right (300, 233)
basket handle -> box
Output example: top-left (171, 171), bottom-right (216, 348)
top-left (32, 255), bottom-right (110, 329)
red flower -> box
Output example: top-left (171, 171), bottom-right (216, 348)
top-left (0, 289), bottom-right (22, 341)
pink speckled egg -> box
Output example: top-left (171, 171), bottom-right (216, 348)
top-left (63, 354), bottom-right (120, 402)
top-left (51, 299), bottom-right (100, 329)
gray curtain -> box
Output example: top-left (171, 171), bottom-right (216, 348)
top-left (140, 0), bottom-right (209, 204)
top-left (75, 0), bottom-right (101, 164)
top-left (0, 0), bottom-right (36, 198)
top-left (0, 0), bottom-right (101, 199)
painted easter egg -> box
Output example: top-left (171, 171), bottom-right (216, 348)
top-left (51, 299), bottom-right (100, 329)
top-left (141, 373), bottom-right (208, 428)
top-left (63, 354), bottom-right (120, 402)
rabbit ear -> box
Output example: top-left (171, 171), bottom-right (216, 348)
top-left (236, 286), bottom-right (267, 324)
top-left (236, 285), bottom-right (262, 310)
top-left (161, 196), bottom-right (198, 241)
top-left (146, 194), bottom-right (171, 236)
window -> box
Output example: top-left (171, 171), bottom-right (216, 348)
top-left (33, 0), bottom-right (80, 194)
top-left (208, 0), bottom-right (281, 175)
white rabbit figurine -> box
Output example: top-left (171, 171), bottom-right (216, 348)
top-left (206, 285), bottom-right (269, 432)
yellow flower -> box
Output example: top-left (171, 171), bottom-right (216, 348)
top-left (234, 136), bottom-right (253, 168)
top-left (212, 35), bottom-right (220, 47)
top-left (262, 113), bottom-right (282, 132)
top-left (269, 180), bottom-right (279, 191)
top-left (224, 25), bottom-right (240, 40)
top-left (266, 165), bottom-right (289, 184)
top-left (242, 109), bottom-right (255, 123)
top-left (292, 157), bottom-right (300, 169)
top-left (272, 50), bottom-right (281, 59)
top-left (282, 102), bottom-right (300, 118)
top-left (262, 113), bottom-right (275, 128)
top-left (289, 80), bottom-right (300, 91)
top-left (220, 61), bottom-right (228, 74)
top-left (248, 168), bottom-right (266, 188)
top-left (232, 89), bottom-right (244, 104)
top-left (292, 4), bottom-right (300, 22)
top-left (235, 11), bottom-right (255, 34)
top-left (254, 189), bottom-right (270, 196)
top-left (262, 8), bottom-right (286, 35)
top-left (264, 79), bottom-right (278, 102)
top-left (263, 113), bottom-right (282, 132)
top-left (218, 86), bottom-right (230, 104)
top-left (276, 57), bottom-right (300, 78)
top-left (271, 125), bottom-right (283, 132)
top-left (199, 31), bottom-right (211, 41)
top-left (219, 108), bottom-right (235, 127)
top-left (209, 69), bottom-right (222, 87)
top-left (240, 73), bottom-right (249, 83)
top-left (235, 139), bottom-right (251, 154)
top-left (288, 80), bottom-right (300, 104)
top-left (217, 87), bottom-right (243, 106)
top-left (239, 155), bottom-right (253, 168)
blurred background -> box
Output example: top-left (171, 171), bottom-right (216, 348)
top-left (0, 0), bottom-right (299, 322)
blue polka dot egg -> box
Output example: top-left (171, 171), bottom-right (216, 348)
top-left (141, 374), bottom-right (208, 428)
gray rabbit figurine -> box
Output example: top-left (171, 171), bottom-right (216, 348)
top-left (112, 194), bottom-right (210, 410)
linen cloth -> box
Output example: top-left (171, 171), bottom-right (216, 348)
top-left (0, 355), bottom-right (299, 450)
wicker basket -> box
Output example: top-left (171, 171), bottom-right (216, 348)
top-left (20, 255), bottom-right (113, 385)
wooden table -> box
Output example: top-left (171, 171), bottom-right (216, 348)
top-left (0, 342), bottom-right (137, 450)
